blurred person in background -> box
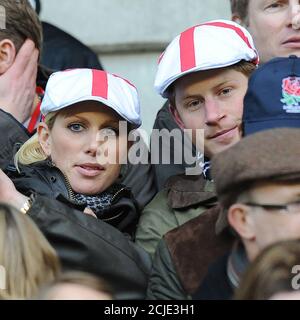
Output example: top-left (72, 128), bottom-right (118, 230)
top-left (235, 239), bottom-right (300, 300)
top-left (230, 0), bottom-right (300, 64)
top-left (38, 271), bottom-right (113, 300)
top-left (0, 203), bottom-right (60, 300)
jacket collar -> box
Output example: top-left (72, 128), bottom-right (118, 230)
top-left (165, 174), bottom-right (217, 209)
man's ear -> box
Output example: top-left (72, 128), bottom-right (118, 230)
top-left (37, 122), bottom-right (51, 157)
top-left (228, 203), bottom-right (255, 241)
top-left (232, 13), bottom-right (243, 26)
top-left (169, 104), bottom-right (185, 129)
top-left (0, 39), bottom-right (16, 74)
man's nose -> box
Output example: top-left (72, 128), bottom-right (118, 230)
top-left (204, 99), bottom-right (224, 125)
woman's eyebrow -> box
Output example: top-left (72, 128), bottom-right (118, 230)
top-left (62, 114), bottom-right (87, 121)
top-left (100, 120), bottom-right (121, 127)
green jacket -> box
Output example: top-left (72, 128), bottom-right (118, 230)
top-left (136, 174), bottom-right (217, 258)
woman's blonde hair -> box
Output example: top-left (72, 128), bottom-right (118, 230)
top-left (38, 271), bottom-right (113, 300)
top-left (14, 112), bottom-right (57, 169)
top-left (0, 203), bottom-right (60, 299)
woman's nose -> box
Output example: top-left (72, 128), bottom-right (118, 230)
top-left (86, 135), bottom-right (98, 156)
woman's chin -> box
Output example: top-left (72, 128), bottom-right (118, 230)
top-left (72, 184), bottom-right (106, 195)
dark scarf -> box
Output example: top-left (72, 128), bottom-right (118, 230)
top-left (73, 184), bottom-right (124, 218)
top-left (227, 241), bottom-right (249, 289)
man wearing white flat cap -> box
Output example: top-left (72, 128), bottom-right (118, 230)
top-left (137, 20), bottom-right (259, 300)
top-left (136, 20), bottom-right (259, 260)
top-left (152, 1), bottom-right (300, 192)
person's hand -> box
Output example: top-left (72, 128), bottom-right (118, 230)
top-left (0, 39), bottom-right (39, 123)
top-left (0, 168), bottom-right (29, 211)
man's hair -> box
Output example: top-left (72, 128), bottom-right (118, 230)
top-left (230, 0), bottom-right (249, 22)
top-left (0, 0), bottom-right (42, 53)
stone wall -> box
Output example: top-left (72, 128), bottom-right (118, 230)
top-left (40, 0), bottom-right (231, 135)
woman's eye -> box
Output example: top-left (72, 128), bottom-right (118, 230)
top-left (99, 127), bottom-right (119, 137)
top-left (68, 123), bottom-right (84, 132)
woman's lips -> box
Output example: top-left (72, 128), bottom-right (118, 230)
top-left (76, 164), bottom-right (104, 177)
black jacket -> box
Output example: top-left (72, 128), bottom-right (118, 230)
top-left (6, 160), bottom-right (140, 236)
top-left (192, 254), bottom-right (233, 300)
top-left (27, 194), bottom-right (151, 299)
top-left (0, 109), bottom-right (151, 299)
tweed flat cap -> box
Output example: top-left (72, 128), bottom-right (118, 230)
top-left (212, 128), bottom-right (300, 234)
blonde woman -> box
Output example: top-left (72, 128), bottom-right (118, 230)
top-left (0, 69), bottom-right (150, 299)
top-left (0, 203), bottom-right (60, 299)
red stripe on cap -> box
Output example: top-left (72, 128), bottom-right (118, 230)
top-left (200, 21), bottom-right (259, 65)
top-left (179, 27), bottom-right (196, 72)
top-left (202, 21), bottom-right (252, 49)
top-left (112, 73), bottom-right (136, 89)
top-left (158, 51), bottom-right (165, 64)
top-left (92, 70), bottom-right (108, 99)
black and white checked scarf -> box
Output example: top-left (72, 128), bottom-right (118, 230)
top-left (74, 184), bottom-right (124, 217)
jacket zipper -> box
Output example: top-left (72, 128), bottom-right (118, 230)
top-left (101, 187), bottom-right (127, 222)
top-left (47, 160), bottom-right (75, 202)
top-left (62, 173), bottom-right (76, 202)
top-left (111, 187), bottom-right (126, 204)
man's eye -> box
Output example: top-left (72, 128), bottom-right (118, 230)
top-left (220, 88), bottom-right (232, 96)
top-left (265, 2), bottom-right (284, 10)
top-left (187, 100), bottom-right (201, 110)
top-left (68, 123), bottom-right (84, 132)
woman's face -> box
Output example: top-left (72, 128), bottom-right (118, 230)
top-left (38, 101), bottom-right (128, 195)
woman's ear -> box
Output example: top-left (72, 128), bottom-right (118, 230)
top-left (37, 122), bottom-right (51, 157)
top-left (228, 204), bottom-right (256, 241)
top-left (0, 39), bottom-right (16, 74)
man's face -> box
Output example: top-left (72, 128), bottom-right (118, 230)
top-left (244, 182), bottom-right (300, 255)
top-left (247, 0), bottom-right (300, 63)
top-left (172, 68), bottom-right (248, 158)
